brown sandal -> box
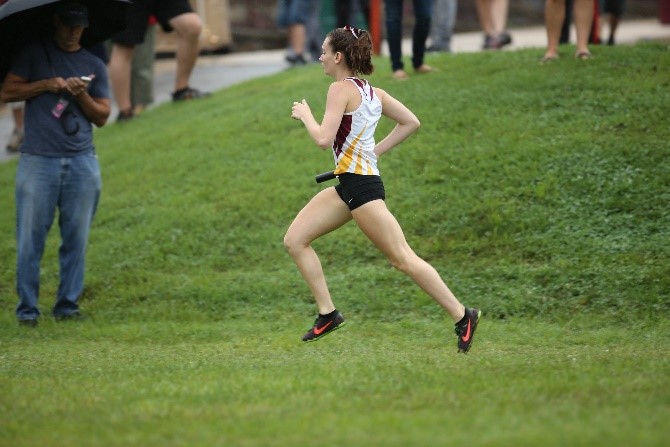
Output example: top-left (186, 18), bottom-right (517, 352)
top-left (539, 55), bottom-right (558, 65)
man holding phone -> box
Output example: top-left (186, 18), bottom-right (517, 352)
top-left (0, 2), bottom-right (110, 326)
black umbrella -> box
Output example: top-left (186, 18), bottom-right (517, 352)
top-left (0, 0), bottom-right (130, 81)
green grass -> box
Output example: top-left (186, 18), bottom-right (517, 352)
top-left (1, 318), bottom-right (668, 446)
top-left (1, 43), bottom-right (669, 446)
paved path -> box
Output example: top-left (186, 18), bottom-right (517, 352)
top-left (1, 19), bottom-right (668, 163)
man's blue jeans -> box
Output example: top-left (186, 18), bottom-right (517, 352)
top-left (15, 153), bottom-right (101, 320)
top-left (385, 0), bottom-right (432, 71)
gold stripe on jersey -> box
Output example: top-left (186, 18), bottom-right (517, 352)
top-left (335, 125), bottom-right (369, 175)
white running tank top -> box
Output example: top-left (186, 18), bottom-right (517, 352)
top-left (332, 77), bottom-right (382, 176)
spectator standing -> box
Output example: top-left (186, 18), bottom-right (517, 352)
top-left (131, 17), bottom-right (158, 115)
top-left (475, 0), bottom-right (512, 50)
top-left (542, 0), bottom-right (594, 63)
top-left (427, 0), bottom-right (457, 53)
top-left (278, 0), bottom-right (313, 66)
top-left (601, 0), bottom-right (625, 45)
top-left (385, 0), bottom-right (434, 80)
top-left (109, 0), bottom-right (209, 122)
top-left (306, 0), bottom-right (324, 62)
top-left (0, 2), bottom-right (111, 325)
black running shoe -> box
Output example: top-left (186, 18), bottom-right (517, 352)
top-left (483, 32), bottom-right (512, 50)
top-left (302, 311), bottom-right (346, 342)
top-left (455, 308), bottom-right (481, 353)
top-left (498, 31), bottom-right (512, 47)
top-left (285, 53), bottom-right (307, 67)
top-left (116, 109), bottom-right (134, 123)
top-left (172, 87), bottom-right (211, 102)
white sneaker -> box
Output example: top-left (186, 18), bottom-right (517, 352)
top-left (6, 128), bottom-right (23, 152)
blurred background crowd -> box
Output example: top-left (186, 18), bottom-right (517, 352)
top-left (1, 0), bottom-right (667, 152)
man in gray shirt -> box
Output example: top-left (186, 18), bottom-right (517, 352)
top-left (1, 2), bottom-right (111, 325)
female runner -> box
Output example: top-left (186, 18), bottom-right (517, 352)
top-left (286, 26), bottom-right (481, 353)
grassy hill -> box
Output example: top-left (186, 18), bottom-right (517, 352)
top-left (0, 43), bottom-right (668, 446)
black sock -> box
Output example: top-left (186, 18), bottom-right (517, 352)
top-left (320, 309), bottom-right (338, 319)
top-left (456, 311), bottom-right (468, 326)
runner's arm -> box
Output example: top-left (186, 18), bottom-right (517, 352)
top-left (374, 88), bottom-right (420, 157)
top-left (292, 81), bottom-right (349, 149)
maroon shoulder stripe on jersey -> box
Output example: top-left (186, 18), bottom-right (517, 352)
top-left (333, 114), bottom-right (352, 157)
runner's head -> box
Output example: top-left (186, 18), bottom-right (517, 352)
top-left (326, 26), bottom-right (374, 76)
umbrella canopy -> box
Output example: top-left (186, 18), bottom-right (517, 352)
top-left (0, 0), bottom-right (130, 81)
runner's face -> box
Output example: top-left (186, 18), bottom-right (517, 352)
top-left (320, 38), bottom-right (337, 76)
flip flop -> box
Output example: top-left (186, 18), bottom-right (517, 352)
top-left (539, 55), bottom-right (558, 65)
top-left (575, 51), bottom-right (593, 60)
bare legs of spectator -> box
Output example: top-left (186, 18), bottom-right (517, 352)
top-left (543, 0), bottom-right (593, 62)
top-left (287, 23), bottom-right (307, 64)
top-left (170, 12), bottom-right (203, 93)
top-left (110, 12), bottom-right (203, 118)
top-left (109, 44), bottom-right (136, 116)
top-left (476, 0), bottom-right (512, 49)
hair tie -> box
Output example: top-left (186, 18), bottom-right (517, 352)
top-left (344, 25), bottom-right (362, 39)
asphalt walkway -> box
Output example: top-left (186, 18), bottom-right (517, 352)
top-left (1, 19), bottom-right (668, 163)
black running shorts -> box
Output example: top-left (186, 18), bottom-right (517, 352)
top-left (335, 173), bottom-right (386, 211)
top-left (111, 0), bottom-right (194, 46)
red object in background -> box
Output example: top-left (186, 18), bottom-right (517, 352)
top-left (370, 0), bottom-right (381, 55)
top-left (590, 0), bottom-right (600, 44)
top-left (660, 0), bottom-right (670, 24)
